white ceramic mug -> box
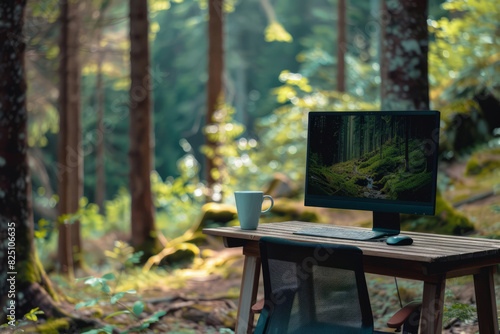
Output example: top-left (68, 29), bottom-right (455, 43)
top-left (235, 191), bottom-right (274, 230)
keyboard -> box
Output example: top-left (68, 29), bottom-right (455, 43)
top-left (293, 226), bottom-right (387, 241)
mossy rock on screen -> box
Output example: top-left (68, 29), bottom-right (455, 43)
top-left (353, 174), bottom-right (368, 186)
top-left (307, 165), bottom-right (354, 196)
top-left (384, 172), bottom-right (432, 201)
top-left (401, 192), bottom-right (474, 235)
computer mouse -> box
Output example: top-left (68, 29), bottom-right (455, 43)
top-left (386, 235), bottom-right (413, 246)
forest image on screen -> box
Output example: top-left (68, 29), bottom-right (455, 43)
top-left (307, 113), bottom-right (436, 203)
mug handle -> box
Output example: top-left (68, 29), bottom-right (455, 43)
top-left (261, 195), bottom-right (274, 213)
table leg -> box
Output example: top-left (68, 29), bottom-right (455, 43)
top-left (474, 266), bottom-right (499, 333)
top-left (420, 278), bottom-right (445, 334)
top-left (236, 254), bottom-right (261, 334)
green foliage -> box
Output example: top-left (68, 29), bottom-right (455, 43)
top-left (104, 188), bottom-right (131, 231)
top-left (307, 164), bottom-right (359, 197)
top-left (1, 307), bottom-right (45, 331)
top-left (151, 170), bottom-right (205, 238)
top-left (75, 266), bottom-right (167, 334)
top-left (443, 303), bottom-right (477, 325)
top-left (81, 324), bottom-right (116, 334)
top-left (105, 241), bottom-right (144, 270)
top-left (384, 172), bottom-right (432, 201)
top-left (429, 0), bottom-right (500, 120)
top-left (24, 307), bottom-right (44, 322)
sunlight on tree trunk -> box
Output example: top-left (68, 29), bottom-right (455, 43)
top-left (0, 0), bottom-right (61, 320)
top-left (58, 0), bottom-right (83, 275)
top-left (129, 0), bottom-right (159, 259)
top-left (205, 0), bottom-right (225, 202)
top-left (380, 0), bottom-right (429, 110)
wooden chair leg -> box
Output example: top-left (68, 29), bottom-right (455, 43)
top-left (474, 266), bottom-right (499, 333)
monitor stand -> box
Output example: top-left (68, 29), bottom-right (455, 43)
top-left (372, 211), bottom-right (400, 237)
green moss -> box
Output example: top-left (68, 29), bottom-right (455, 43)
top-left (385, 172), bottom-right (432, 201)
top-left (29, 317), bottom-right (70, 333)
top-left (401, 191), bottom-right (474, 235)
top-left (307, 165), bottom-right (358, 197)
top-left (352, 174), bottom-right (368, 186)
top-left (269, 198), bottom-right (320, 222)
top-left (195, 203), bottom-right (237, 231)
top-left (465, 148), bottom-right (500, 177)
top-left (370, 157), bottom-right (401, 181)
top-left (161, 248), bottom-right (196, 266)
top-left (465, 156), bottom-right (481, 176)
top-left (16, 250), bottom-right (58, 301)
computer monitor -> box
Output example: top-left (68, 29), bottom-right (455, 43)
top-left (304, 110), bottom-right (440, 236)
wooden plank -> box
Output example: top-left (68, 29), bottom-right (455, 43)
top-left (204, 221), bottom-right (500, 250)
top-left (474, 266), bottom-right (499, 333)
top-left (204, 222), bottom-right (500, 266)
top-left (207, 234), bottom-right (498, 265)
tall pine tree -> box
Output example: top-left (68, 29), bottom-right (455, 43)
top-left (129, 0), bottom-right (159, 259)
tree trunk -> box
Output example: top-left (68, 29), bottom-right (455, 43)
top-left (205, 0), bottom-right (225, 201)
top-left (58, 0), bottom-right (83, 274)
top-left (0, 0), bottom-right (60, 320)
top-left (405, 117), bottom-right (410, 171)
top-left (337, 0), bottom-right (346, 92)
top-left (380, 0), bottom-right (429, 110)
top-left (95, 30), bottom-right (106, 212)
top-left (359, 116), bottom-right (364, 157)
top-left (129, 0), bottom-right (158, 259)
top-left (379, 117), bottom-right (383, 159)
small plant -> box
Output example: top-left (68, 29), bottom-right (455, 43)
top-left (75, 243), bottom-right (166, 333)
top-left (443, 302), bottom-right (477, 324)
top-left (0, 307), bottom-right (45, 333)
top-left (75, 272), bottom-right (166, 333)
top-left (443, 289), bottom-right (477, 326)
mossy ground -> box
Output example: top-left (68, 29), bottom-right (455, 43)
top-left (308, 138), bottom-right (435, 202)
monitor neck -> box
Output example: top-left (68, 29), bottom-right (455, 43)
top-left (373, 211), bottom-right (400, 235)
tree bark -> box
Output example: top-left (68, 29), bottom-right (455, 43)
top-left (380, 0), bottom-right (429, 110)
top-left (337, 0), bottom-right (346, 92)
top-left (205, 0), bottom-right (225, 200)
top-left (0, 0), bottom-right (59, 320)
top-left (57, 0), bottom-right (83, 274)
top-left (129, 0), bottom-right (158, 259)
top-left (95, 30), bottom-right (106, 212)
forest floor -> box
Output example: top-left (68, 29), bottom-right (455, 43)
top-left (11, 160), bottom-right (499, 333)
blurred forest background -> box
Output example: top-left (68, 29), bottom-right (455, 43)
top-left (1, 0), bottom-right (500, 332)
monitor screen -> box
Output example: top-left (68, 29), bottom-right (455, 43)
top-left (305, 110), bottom-right (440, 217)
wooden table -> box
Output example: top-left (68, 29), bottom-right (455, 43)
top-left (203, 221), bottom-right (500, 334)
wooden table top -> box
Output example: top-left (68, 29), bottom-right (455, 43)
top-left (203, 221), bottom-right (500, 276)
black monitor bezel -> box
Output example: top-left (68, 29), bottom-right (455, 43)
top-left (304, 110), bottom-right (440, 216)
